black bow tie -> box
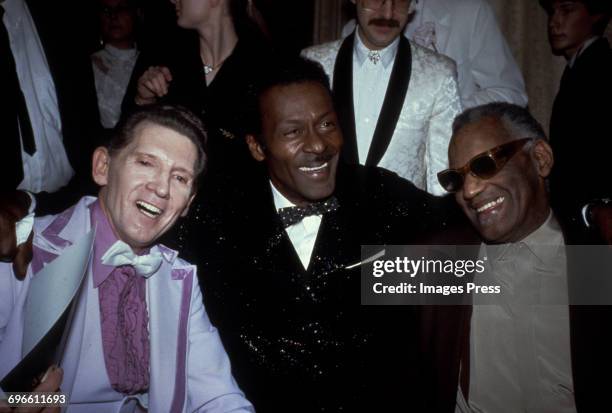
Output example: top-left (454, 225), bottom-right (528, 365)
top-left (278, 197), bottom-right (339, 228)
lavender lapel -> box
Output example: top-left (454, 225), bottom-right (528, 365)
top-left (147, 246), bottom-right (195, 413)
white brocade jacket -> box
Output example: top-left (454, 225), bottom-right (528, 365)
top-left (302, 38), bottom-right (462, 195)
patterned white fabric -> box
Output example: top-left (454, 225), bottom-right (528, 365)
top-left (342, 0), bottom-right (528, 109)
top-left (353, 34), bottom-right (398, 164)
top-left (302, 36), bottom-right (462, 195)
top-left (92, 44), bottom-right (139, 128)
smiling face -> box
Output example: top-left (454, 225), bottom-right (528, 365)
top-left (449, 117), bottom-right (553, 243)
top-left (246, 81), bottom-right (342, 206)
top-left (546, 0), bottom-right (602, 58)
top-left (352, 0), bottom-right (411, 50)
top-left (93, 122), bottom-right (197, 251)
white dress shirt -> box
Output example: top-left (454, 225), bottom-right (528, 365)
top-left (271, 183), bottom-right (322, 270)
top-left (342, 0), bottom-right (528, 108)
top-left (457, 213), bottom-right (576, 413)
top-left (3, 0), bottom-right (73, 193)
top-left (352, 32), bottom-right (400, 163)
top-left (92, 44), bottom-right (139, 128)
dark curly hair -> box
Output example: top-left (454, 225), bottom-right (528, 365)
top-left (243, 55), bottom-right (332, 137)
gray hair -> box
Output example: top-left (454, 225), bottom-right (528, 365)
top-left (452, 102), bottom-right (547, 143)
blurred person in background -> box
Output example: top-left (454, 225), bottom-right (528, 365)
top-left (1, 0), bottom-right (101, 214)
top-left (92, 0), bottom-right (141, 129)
top-left (342, 0), bottom-right (528, 108)
top-left (123, 0), bottom-right (273, 176)
top-left (540, 0), bottom-right (612, 234)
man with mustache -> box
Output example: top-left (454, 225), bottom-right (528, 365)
top-left (178, 56), bottom-right (461, 411)
top-left (341, 0), bottom-right (529, 108)
top-left (302, 0), bottom-right (461, 195)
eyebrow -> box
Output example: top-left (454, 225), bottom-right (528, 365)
top-left (316, 110), bottom-right (335, 120)
top-left (279, 110), bottom-right (335, 124)
top-left (133, 152), bottom-right (195, 177)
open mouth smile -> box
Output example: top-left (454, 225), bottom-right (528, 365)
top-left (136, 201), bottom-right (163, 218)
top-left (476, 196), bottom-right (505, 214)
top-left (299, 162), bottom-right (329, 173)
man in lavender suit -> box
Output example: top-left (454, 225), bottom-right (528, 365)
top-left (0, 106), bottom-right (254, 413)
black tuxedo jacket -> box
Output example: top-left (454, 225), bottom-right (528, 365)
top-left (549, 38), bottom-right (612, 225)
top-left (177, 163), bottom-right (466, 411)
top-left (10, 0), bottom-right (101, 214)
top-left (429, 218), bottom-right (612, 413)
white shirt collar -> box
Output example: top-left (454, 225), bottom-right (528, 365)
top-left (270, 181), bottom-right (295, 211)
top-left (568, 36), bottom-right (600, 68)
top-left (103, 43), bottom-right (139, 60)
top-left (354, 28), bottom-right (400, 69)
top-left (485, 210), bottom-right (564, 266)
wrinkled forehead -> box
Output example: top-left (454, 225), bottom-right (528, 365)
top-left (449, 117), bottom-right (514, 167)
top-left (118, 123), bottom-right (198, 169)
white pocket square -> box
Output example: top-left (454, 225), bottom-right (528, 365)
top-left (345, 248), bottom-right (386, 270)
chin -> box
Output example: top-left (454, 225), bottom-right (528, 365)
top-left (306, 187), bottom-right (335, 202)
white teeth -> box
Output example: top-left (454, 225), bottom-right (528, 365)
top-left (136, 201), bottom-right (162, 217)
top-left (477, 197), bottom-right (505, 213)
top-left (299, 162), bottom-right (328, 172)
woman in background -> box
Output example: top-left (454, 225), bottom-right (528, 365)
top-left (123, 0), bottom-right (272, 173)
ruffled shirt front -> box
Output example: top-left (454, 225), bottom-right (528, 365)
top-left (90, 201), bottom-right (150, 396)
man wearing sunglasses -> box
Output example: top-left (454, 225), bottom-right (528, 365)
top-left (302, 0), bottom-right (461, 195)
top-left (436, 102), bottom-right (612, 412)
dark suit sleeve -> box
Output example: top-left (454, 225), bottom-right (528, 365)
top-left (120, 50), bottom-right (160, 119)
top-left (26, 0), bottom-right (102, 215)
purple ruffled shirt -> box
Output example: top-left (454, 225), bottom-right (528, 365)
top-left (90, 201), bottom-right (150, 395)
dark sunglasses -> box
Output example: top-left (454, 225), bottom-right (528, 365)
top-left (437, 138), bottom-right (534, 193)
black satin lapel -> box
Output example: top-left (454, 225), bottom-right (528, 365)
top-left (333, 33), bottom-right (359, 165)
top-left (365, 36), bottom-right (412, 167)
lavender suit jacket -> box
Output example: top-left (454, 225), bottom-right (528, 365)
top-left (0, 197), bottom-right (254, 413)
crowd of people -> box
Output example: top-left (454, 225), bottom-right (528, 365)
top-left (1, 0), bottom-right (611, 412)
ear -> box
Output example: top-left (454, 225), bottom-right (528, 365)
top-left (531, 139), bottom-right (554, 178)
top-left (246, 134), bottom-right (266, 162)
top-left (92, 147), bottom-right (111, 187)
top-left (180, 193), bottom-right (196, 217)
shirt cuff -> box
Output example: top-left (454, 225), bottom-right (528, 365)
top-left (15, 192), bottom-right (36, 246)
